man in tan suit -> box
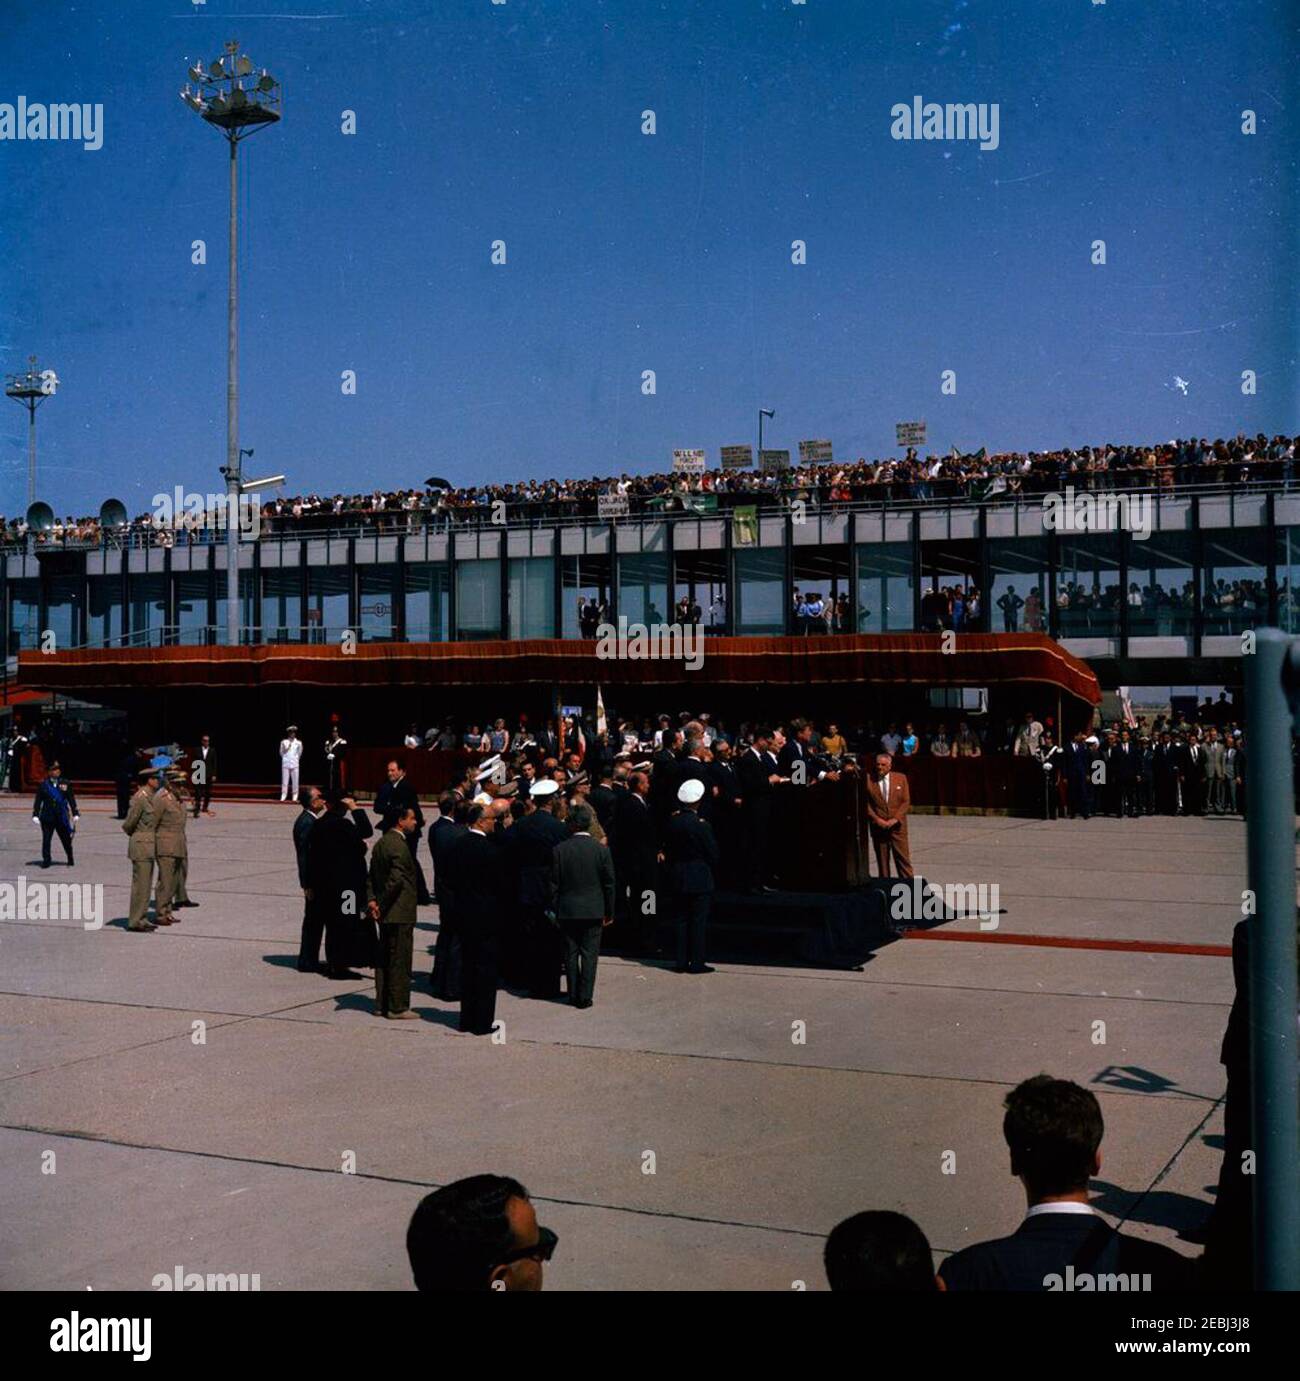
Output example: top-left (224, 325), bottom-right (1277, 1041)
top-left (865, 752), bottom-right (913, 880)
top-left (122, 764), bottom-right (162, 931)
top-left (153, 778), bottom-right (189, 926)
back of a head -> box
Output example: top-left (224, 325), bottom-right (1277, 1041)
top-left (568, 803), bottom-right (594, 834)
top-left (407, 1174), bottom-right (527, 1292)
top-left (1002, 1075), bottom-right (1104, 1197)
top-left (824, 1211), bottom-right (937, 1292)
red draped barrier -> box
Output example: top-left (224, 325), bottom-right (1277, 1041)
top-left (345, 746), bottom-right (1048, 815)
top-left (17, 633), bottom-right (1100, 706)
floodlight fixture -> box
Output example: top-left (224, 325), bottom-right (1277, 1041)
top-left (6, 354), bottom-right (58, 503)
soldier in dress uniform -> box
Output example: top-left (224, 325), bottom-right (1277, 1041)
top-left (324, 725), bottom-right (349, 794)
top-left (122, 761), bottom-right (163, 931)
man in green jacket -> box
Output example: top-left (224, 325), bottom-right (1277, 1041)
top-left (369, 804), bottom-right (420, 1019)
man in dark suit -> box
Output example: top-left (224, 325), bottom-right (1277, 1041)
top-left (650, 729), bottom-right (683, 825)
top-left (304, 789), bottom-right (376, 979)
top-left (1067, 733), bottom-right (1096, 819)
top-left (1178, 735), bottom-right (1206, 815)
top-left (1113, 730), bottom-right (1139, 818)
top-left (588, 766), bottom-right (619, 838)
top-left (190, 733), bottom-right (216, 817)
top-left (548, 804), bottom-right (616, 1008)
top-left (674, 733), bottom-right (717, 823)
top-left (663, 778), bottom-right (720, 974)
top-left (1152, 732), bottom-right (1179, 815)
top-left (939, 1075), bottom-right (1193, 1291)
top-left (368, 804), bottom-right (420, 1019)
top-left (375, 759), bottom-right (431, 904)
top-left (428, 795), bottom-right (468, 1000)
top-left (114, 742), bottom-right (138, 820)
top-left (708, 739), bottom-right (743, 886)
top-left (443, 803), bottom-right (508, 1035)
top-left (737, 727), bottom-right (780, 893)
top-left (612, 770), bottom-right (660, 954)
top-left (777, 718), bottom-right (817, 784)
top-left (504, 779), bottom-right (569, 997)
top-left (294, 785), bottom-right (327, 971)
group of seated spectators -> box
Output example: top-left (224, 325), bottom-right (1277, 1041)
top-left (6, 431), bottom-right (1296, 549)
top-left (404, 1073), bottom-right (1241, 1291)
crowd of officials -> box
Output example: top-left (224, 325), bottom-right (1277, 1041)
top-left (288, 713), bottom-right (897, 1032)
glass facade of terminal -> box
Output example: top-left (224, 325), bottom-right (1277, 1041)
top-left (1, 488), bottom-right (1286, 671)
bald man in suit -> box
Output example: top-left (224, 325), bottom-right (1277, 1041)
top-left (865, 752), bottom-right (913, 880)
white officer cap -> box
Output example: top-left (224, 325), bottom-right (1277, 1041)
top-left (677, 778), bottom-right (705, 804)
top-left (531, 779), bottom-right (559, 798)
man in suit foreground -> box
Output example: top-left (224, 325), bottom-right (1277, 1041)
top-left (549, 803), bottom-right (616, 1009)
top-left (939, 1075), bottom-right (1193, 1291)
top-left (406, 1175), bottom-right (556, 1292)
top-left (443, 803), bottom-right (507, 1034)
top-left (368, 804), bottom-right (420, 1019)
top-left (865, 752), bottom-right (913, 880)
top-left (664, 777), bottom-right (720, 974)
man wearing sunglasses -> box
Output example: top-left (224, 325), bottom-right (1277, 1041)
top-left (407, 1174), bottom-right (557, 1292)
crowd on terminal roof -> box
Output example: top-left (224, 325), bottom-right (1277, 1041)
top-left (4, 431), bottom-right (1298, 548)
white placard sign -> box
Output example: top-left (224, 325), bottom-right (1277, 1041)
top-left (672, 449), bottom-right (707, 475)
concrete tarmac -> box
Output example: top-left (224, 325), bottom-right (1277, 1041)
top-left (0, 800), bottom-right (1247, 1290)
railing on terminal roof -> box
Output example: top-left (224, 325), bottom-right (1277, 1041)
top-left (3, 465), bottom-right (1296, 554)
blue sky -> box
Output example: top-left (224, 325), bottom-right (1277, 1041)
top-left (0, 0), bottom-right (1295, 515)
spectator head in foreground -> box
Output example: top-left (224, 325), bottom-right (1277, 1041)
top-left (824, 1211), bottom-right (942, 1291)
top-left (1003, 1074), bottom-right (1103, 1205)
top-left (407, 1174), bottom-right (556, 1291)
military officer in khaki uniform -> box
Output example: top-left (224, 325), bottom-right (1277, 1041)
top-left (122, 764), bottom-right (162, 931)
top-left (153, 776), bottom-right (190, 926)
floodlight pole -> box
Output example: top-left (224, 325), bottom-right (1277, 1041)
top-left (1244, 628), bottom-right (1300, 1290)
top-left (25, 396), bottom-right (37, 505)
top-left (182, 40), bottom-right (281, 646)
top-left (225, 132), bottom-right (240, 647)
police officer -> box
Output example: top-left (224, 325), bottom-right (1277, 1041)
top-left (664, 778), bottom-right (720, 974)
top-left (32, 759), bottom-right (78, 867)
